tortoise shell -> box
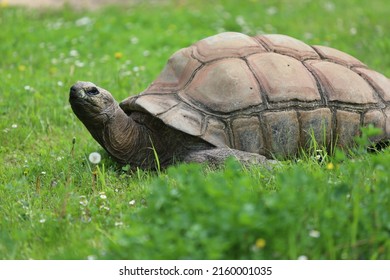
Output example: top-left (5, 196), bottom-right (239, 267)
top-left (120, 32), bottom-right (390, 158)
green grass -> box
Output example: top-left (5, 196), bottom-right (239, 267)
top-left (0, 0), bottom-right (390, 259)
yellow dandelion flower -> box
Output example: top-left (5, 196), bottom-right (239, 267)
top-left (18, 65), bottom-right (27, 72)
top-left (326, 162), bottom-right (334, 170)
top-left (255, 238), bottom-right (266, 249)
top-left (114, 52), bottom-right (123, 59)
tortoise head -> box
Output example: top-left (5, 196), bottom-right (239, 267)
top-left (69, 81), bottom-right (117, 127)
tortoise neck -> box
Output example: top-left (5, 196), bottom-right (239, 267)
top-left (97, 106), bottom-right (151, 166)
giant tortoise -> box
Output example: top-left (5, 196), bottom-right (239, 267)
top-left (69, 32), bottom-right (390, 169)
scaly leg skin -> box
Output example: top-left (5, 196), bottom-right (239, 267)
top-left (182, 148), bottom-right (277, 168)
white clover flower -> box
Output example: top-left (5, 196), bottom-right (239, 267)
top-left (75, 17), bottom-right (93, 27)
top-left (100, 205), bottom-right (110, 211)
top-left (11, 124), bottom-right (18, 129)
top-left (309, 229), bottom-right (321, 238)
top-left (88, 152), bottom-right (101, 164)
top-left (99, 192), bottom-right (107, 200)
top-left (74, 60), bottom-right (85, 68)
top-left (69, 49), bottom-right (79, 57)
top-left (266, 6), bottom-right (278, 16)
top-left (130, 36), bottom-right (139, 44)
top-left (79, 196), bottom-right (88, 207)
top-left (39, 219), bottom-right (46, 224)
top-left (129, 200), bottom-right (136, 206)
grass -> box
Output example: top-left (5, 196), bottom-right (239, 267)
top-left (0, 0), bottom-right (389, 259)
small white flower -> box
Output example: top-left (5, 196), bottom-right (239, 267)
top-left (115, 221), bottom-right (123, 227)
top-left (39, 219), bottom-right (46, 223)
top-left (88, 152), bottom-right (101, 164)
top-left (74, 60), bottom-right (85, 68)
top-left (69, 49), bottom-right (79, 57)
top-left (79, 196), bottom-right (88, 207)
top-left (11, 124), bottom-right (18, 128)
top-left (350, 27), bottom-right (357, 36)
top-left (100, 205), bottom-right (110, 211)
top-left (99, 192), bottom-right (107, 200)
top-left (130, 36), bottom-right (139, 44)
top-left (75, 17), bottom-right (93, 27)
top-left (324, 1), bottom-right (335, 12)
top-left (266, 6), bottom-right (278, 16)
top-left (129, 200), bottom-right (136, 206)
top-left (57, 81), bottom-right (64, 87)
top-left (309, 229), bottom-right (321, 238)
top-left (298, 255), bottom-right (308, 260)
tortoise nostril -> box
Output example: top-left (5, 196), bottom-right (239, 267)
top-left (86, 86), bottom-right (99, 96)
top-left (70, 85), bottom-right (78, 94)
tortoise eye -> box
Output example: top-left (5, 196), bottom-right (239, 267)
top-left (86, 86), bottom-right (99, 96)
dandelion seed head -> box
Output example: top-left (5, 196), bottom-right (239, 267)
top-left (88, 152), bottom-right (101, 164)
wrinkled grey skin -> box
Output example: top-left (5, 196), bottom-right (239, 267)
top-left (69, 81), bottom-right (269, 169)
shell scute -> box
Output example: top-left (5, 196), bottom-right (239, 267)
top-left (336, 110), bottom-right (361, 147)
top-left (231, 116), bottom-right (265, 154)
top-left (255, 34), bottom-right (320, 60)
top-left (146, 47), bottom-right (201, 93)
top-left (193, 32), bottom-right (264, 62)
top-left (158, 103), bottom-right (204, 136)
top-left (262, 110), bottom-right (299, 157)
top-left (248, 52), bottom-right (321, 103)
top-left (312, 45), bottom-right (366, 68)
top-left (181, 58), bottom-right (262, 113)
top-left (203, 117), bottom-right (230, 147)
top-left (306, 60), bottom-right (378, 104)
top-left (134, 94), bottom-right (180, 116)
top-left (299, 108), bottom-right (332, 148)
top-left (354, 68), bottom-right (390, 102)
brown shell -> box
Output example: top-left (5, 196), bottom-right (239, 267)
top-left (120, 32), bottom-right (390, 157)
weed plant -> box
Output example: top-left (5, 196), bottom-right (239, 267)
top-left (0, 0), bottom-right (389, 259)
